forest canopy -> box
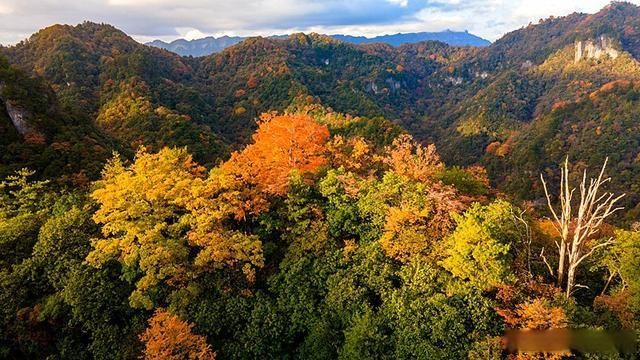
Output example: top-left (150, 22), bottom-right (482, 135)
top-left (2, 3), bottom-right (640, 358)
top-left (0, 110), bottom-right (637, 359)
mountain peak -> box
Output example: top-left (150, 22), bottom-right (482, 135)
top-left (29, 21), bottom-right (128, 42)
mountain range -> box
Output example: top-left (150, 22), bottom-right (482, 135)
top-left (4, 2), bottom-right (640, 358)
top-left (147, 30), bottom-right (491, 57)
top-left (1, 1), bottom-right (640, 217)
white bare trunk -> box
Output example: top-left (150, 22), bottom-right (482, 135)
top-left (540, 158), bottom-right (624, 297)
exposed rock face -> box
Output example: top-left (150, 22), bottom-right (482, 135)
top-left (574, 35), bottom-right (619, 63)
top-left (0, 83), bottom-right (33, 136)
top-left (446, 76), bottom-right (464, 85)
top-left (520, 60), bottom-right (533, 70)
top-left (4, 100), bottom-right (32, 136)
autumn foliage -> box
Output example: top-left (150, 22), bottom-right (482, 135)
top-left (506, 299), bottom-right (567, 330)
top-left (223, 112), bottom-right (330, 197)
top-left (383, 134), bottom-right (444, 183)
top-left (594, 291), bottom-right (636, 328)
top-left (87, 147), bottom-right (264, 308)
top-left (380, 181), bottom-right (462, 261)
top-left (326, 135), bottom-right (376, 176)
top-left (6, 10), bottom-right (640, 359)
top-left (496, 281), bottom-right (567, 330)
top-left (140, 309), bottom-right (215, 360)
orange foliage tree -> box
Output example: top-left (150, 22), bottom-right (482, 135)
top-left (496, 281), bottom-right (569, 359)
top-left (140, 309), bottom-right (215, 360)
top-left (594, 291), bottom-right (636, 328)
top-left (496, 280), bottom-right (567, 329)
top-left (326, 135), bottom-right (378, 176)
top-left (224, 112), bottom-right (329, 196)
top-left (219, 112), bottom-right (329, 217)
top-left (505, 299), bottom-right (567, 329)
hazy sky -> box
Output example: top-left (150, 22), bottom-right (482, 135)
top-left (0, 0), bottom-right (637, 45)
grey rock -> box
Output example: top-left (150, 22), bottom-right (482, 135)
top-left (574, 35), bottom-right (619, 63)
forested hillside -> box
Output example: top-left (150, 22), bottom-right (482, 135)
top-left (1, 2), bottom-right (640, 359)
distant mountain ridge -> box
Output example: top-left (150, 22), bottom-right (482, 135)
top-left (147, 35), bottom-right (245, 57)
top-left (147, 30), bottom-right (490, 57)
top-left (331, 30), bottom-right (490, 47)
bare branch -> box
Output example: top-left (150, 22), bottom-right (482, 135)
top-left (601, 272), bottom-right (617, 296)
top-left (574, 238), bottom-right (615, 268)
top-left (570, 283), bottom-right (590, 296)
top-left (539, 247), bottom-right (555, 277)
top-left (541, 174), bottom-right (561, 225)
top-left (539, 157), bottom-right (624, 297)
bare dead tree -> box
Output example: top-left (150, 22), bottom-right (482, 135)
top-left (540, 158), bottom-right (624, 297)
top-left (511, 208), bottom-right (533, 277)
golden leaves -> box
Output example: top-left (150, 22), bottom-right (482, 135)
top-left (88, 113), bottom-right (331, 307)
top-left (327, 135), bottom-right (376, 176)
top-left (383, 134), bottom-right (444, 183)
top-left (140, 309), bottom-right (215, 360)
top-left (87, 147), bottom-right (264, 308)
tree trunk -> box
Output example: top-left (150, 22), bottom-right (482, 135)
top-left (566, 264), bottom-right (576, 297)
top-left (557, 242), bottom-right (566, 287)
top-left (540, 158), bottom-right (624, 298)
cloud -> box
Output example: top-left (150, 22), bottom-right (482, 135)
top-left (0, 0), bottom-right (638, 45)
top-left (0, 3), bottom-right (13, 15)
top-left (386, 0), bottom-right (409, 7)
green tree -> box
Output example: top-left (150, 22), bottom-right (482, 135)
top-left (442, 200), bottom-right (518, 291)
top-left (600, 230), bottom-right (640, 312)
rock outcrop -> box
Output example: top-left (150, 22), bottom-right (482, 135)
top-left (574, 35), bottom-right (619, 63)
top-left (4, 100), bottom-right (32, 136)
top-left (0, 83), bottom-right (34, 137)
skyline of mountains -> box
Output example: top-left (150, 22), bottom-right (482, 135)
top-left (147, 30), bottom-right (491, 57)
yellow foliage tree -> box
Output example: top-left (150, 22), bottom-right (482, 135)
top-left (383, 134), bottom-right (444, 183)
top-left (441, 201), bottom-right (517, 291)
top-left (179, 169), bottom-right (264, 277)
top-left (87, 147), bottom-right (263, 308)
top-left (380, 183), bottom-right (461, 262)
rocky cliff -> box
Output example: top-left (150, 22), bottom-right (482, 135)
top-left (574, 35), bottom-right (619, 62)
top-left (0, 84), bottom-right (32, 136)
top-left (4, 100), bottom-right (31, 136)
